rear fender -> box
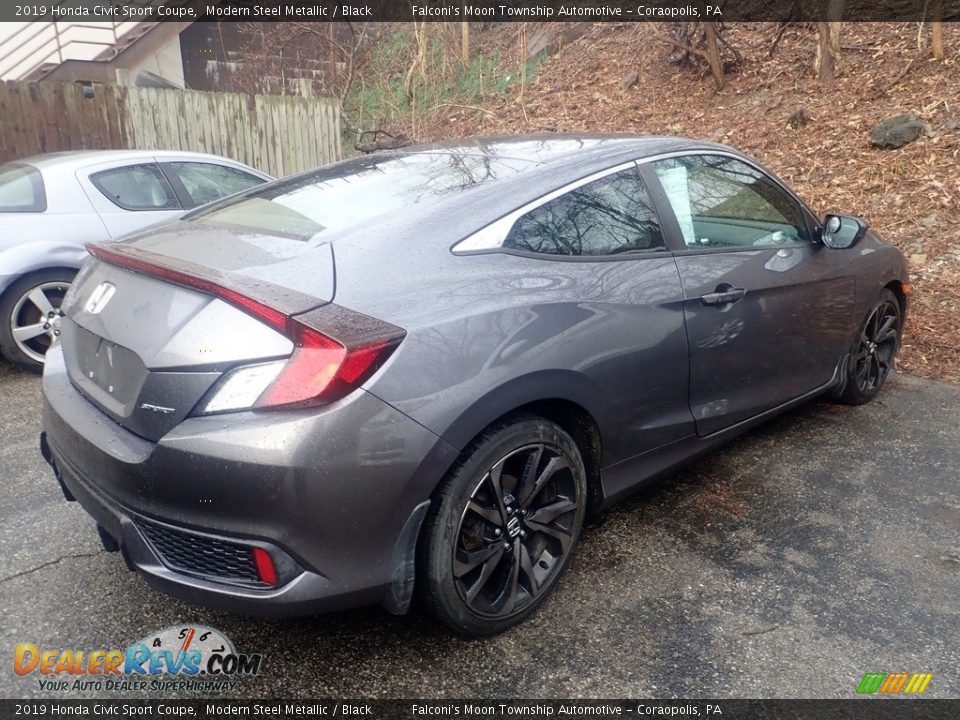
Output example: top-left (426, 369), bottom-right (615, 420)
top-left (434, 369), bottom-right (607, 464)
top-left (0, 242), bottom-right (86, 295)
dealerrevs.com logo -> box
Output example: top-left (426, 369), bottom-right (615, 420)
top-left (14, 625), bottom-right (262, 693)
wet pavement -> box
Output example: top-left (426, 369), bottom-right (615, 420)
top-left (1, 362), bottom-right (958, 699)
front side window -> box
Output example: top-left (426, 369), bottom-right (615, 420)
top-left (503, 166), bottom-right (664, 257)
top-left (0, 163), bottom-right (46, 212)
top-left (167, 162), bottom-right (265, 207)
top-left (91, 164), bottom-right (181, 211)
top-left (651, 155), bottom-right (810, 248)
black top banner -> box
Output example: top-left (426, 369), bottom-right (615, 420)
top-left (4, 0), bottom-right (960, 23)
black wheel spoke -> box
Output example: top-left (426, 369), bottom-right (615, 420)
top-left (461, 546), bottom-right (506, 602)
top-left (466, 499), bottom-right (502, 526)
top-left (492, 544), bottom-right (522, 614)
top-left (875, 329), bottom-right (897, 345)
top-left (525, 519), bottom-right (573, 553)
top-left (527, 497), bottom-right (577, 525)
top-left (516, 445), bottom-right (544, 505)
top-left (875, 314), bottom-right (896, 341)
top-left (518, 542), bottom-right (540, 593)
top-left (487, 459), bottom-right (509, 522)
top-left (519, 454), bottom-right (570, 509)
top-left (455, 541), bottom-right (503, 577)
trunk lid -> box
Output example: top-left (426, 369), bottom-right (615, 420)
top-left (59, 222), bottom-right (336, 441)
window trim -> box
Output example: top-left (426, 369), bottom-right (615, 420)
top-left (90, 162), bottom-right (182, 212)
top-left (452, 160), bottom-right (643, 256)
top-left (0, 163), bottom-right (47, 213)
top-left (452, 150), bottom-right (818, 259)
top-left (637, 150), bottom-right (819, 255)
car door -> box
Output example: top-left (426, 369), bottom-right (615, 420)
top-left (496, 162), bottom-right (695, 464)
top-left (639, 153), bottom-right (856, 436)
top-left (158, 160), bottom-right (267, 208)
top-left (77, 161), bottom-right (183, 238)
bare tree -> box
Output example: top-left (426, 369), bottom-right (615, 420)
top-left (931, 0), bottom-right (945, 59)
top-left (815, 0), bottom-right (845, 84)
top-left (663, 22), bottom-right (741, 91)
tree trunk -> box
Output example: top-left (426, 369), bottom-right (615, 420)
top-left (816, 23), bottom-right (835, 84)
top-left (703, 23), bottom-right (725, 90)
top-left (815, 0), bottom-right (844, 84)
top-left (932, 22), bottom-right (944, 59)
top-left (461, 18), bottom-right (469, 65)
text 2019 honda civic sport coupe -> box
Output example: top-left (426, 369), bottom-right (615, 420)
top-left (40, 135), bottom-right (908, 636)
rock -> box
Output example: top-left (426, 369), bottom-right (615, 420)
top-left (910, 253), bottom-right (927, 266)
top-left (787, 108), bottom-right (811, 129)
top-left (870, 114), bottom-right (924, 149)
top-left (619, 71), bottom-right (639, 90)
top-left (920, 213), bottom-right (939, 229)
top-left (945, 117), bottom-right (960, 131)
top-left (527, 22), bottom-right (590, 60)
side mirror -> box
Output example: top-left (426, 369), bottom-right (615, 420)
top-left (821, 214), bottom-right (868, 249)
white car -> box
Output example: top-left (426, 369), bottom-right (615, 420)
top-left (0, 150), bottom-right (271, 371)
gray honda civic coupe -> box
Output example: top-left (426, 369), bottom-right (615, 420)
top-left (40, 135), bottom-right (909, 636)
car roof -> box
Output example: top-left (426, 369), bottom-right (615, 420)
top-left (273, 134), bottom-right (743, 247)
top-left (396, 133), bottom-right (722, 164)
top-left (380, 133), bottom-right (733, 170)
top-left (12, 149), bottom-right (257, 172)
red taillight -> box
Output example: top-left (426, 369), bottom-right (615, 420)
top-left (257, 325), bottom-right (399, 408)
top-left (87, 242), bottom-right (404, 410)
top-left (252, 547), bottom-right (277, 586)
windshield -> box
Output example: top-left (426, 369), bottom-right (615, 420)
top-left (0, 163), bottom-right (46, 213)
top-left (188, 152), bottom-right (530, 242)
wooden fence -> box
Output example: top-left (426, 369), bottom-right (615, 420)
top-left (0, 81), bottom-right (342, 177)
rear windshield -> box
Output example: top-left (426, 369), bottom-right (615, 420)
top-left (188, 152), bottom-right (530, 241)
top-left (0, 163), bottom-right (46, 212)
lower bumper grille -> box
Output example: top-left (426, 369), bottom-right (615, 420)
top-left (136, 516), bottom-right (266, 588)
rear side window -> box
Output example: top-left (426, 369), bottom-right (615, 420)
top-left (503, 166), bottom-right (664, 257)
top-left (91, 163), bottom-right (181, 211)
top-left (166, 162), bottom-right (265, 207)
top-left (0, 163), bottom-right (46, 212)
top-left (190, 152), bottom-right (530, 241)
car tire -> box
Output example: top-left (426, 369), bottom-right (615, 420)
top-left (836, 288), bottom-right (902, 406)
top-left (418, 415), bottom-right (588, 636)
top-left (0, 269), bottom-right (76, 374)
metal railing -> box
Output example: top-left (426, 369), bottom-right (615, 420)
top-left (0, 1), bottom-right (164, 81)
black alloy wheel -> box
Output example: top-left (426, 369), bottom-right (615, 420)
top-left (838, 288), bottom-right (902, 405)
top-left (420, 416), bottom-right (587, 636)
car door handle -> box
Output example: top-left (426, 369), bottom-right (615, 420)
top-left (700, 287), bottom-right (746, 306)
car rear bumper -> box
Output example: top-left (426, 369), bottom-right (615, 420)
top-left (41, 346), bottom-right (457, 617)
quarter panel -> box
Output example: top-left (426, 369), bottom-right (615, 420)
top-left (356, 251), bottom-right (695, 466)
